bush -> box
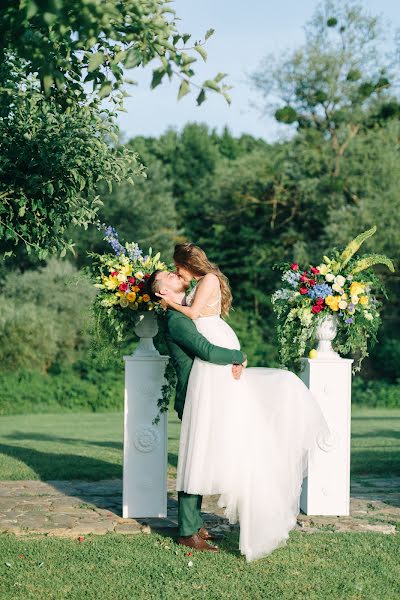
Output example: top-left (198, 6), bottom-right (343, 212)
top-left (0, 366), bottom-right (124, 415)
top-left (352, 377), bottom-right (400, 408)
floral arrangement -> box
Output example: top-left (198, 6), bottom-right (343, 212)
top-left (88, 226), bottom-right (174, 423)
top-left (272, 227), bottom-right (395, 371)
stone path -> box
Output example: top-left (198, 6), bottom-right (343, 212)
top-left (0, 476), bottom-right (398, 538)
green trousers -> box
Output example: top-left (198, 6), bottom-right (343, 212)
top-left (178, 491), bottom-right (204, 537)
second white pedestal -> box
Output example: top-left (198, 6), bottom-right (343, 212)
top-left (300, 357), bottom-right (353, 516)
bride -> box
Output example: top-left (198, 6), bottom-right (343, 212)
top-left (156, 242), bottom-right (330, 562)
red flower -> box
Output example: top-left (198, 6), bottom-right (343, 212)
top-left (119, 282), bottom-right (128, 292)
top-left (77, 536), bottom-right (85, 543)
top-left (312, 304), bottom-right (323, 313)
top-left (128, 277), bottom-right (136, 284)
top-left (316, 297), bottom-right (324, 305)
top-left (310, 267), bottom-right (320, 274)
top-left (144, 273), bottom-right (151, 280)
top-left (300, 287), bottom-right (309, 295)
top-left (185, 551), bottom-right (193, 556)
top-left (300, 275), bottom-right (308, 283)
top-left (291, 263), bottom-right (299, 271)
top-left (139, 282), bottom-right (145, 290)
top-left (309, 279), bottom-right (316, 286)
top-left (111, 271), bottom-right (118, 277)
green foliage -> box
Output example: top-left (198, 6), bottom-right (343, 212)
top-left (0, 259), bottom-right (94, 373)
top-left (352, 377), bottom-right (400, 408)
top-left (0, 61), bottom-right (142, 259)
top-left (0, 0), bottom-right (229, 107)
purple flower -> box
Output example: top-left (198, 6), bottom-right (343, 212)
top-left (345, 318), bottom-right (354, 324)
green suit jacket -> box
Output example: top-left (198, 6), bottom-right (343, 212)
top-left (165, 310), bottom-right (246, 419)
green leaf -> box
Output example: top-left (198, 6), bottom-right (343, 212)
top-left (182, 33), bottom-right (191, 44)
top-left (205, 28), bottom-right (215, 40)
top-left (340, 226), bottom-right (377, 267)
top-left (178, 79), bottom-right (190, 100)
top-left (99, 82), bottom-right (112, 99)
top-left (18, 206), bottom-right (26, 217)
top-left (203, 79), bottom-right (220, 92)
top-left (222, 91), bottom-right (231, 105)
top-left (60, 247), bottom-right (67, 258)
top-left (194, 45), bottom-right (207, 62)
top-left (88, 52), bottom-right (105, 72)
top-left (42, 74), bottom-right (53, 96)
top-left (124, 48), bottom-right (142, 69)
top-left (151, 68), bottom-right (165, 89)
top-left (196, 89), bottom-right (206, 106)
top-left (215, 72), bottom-right (227, 83)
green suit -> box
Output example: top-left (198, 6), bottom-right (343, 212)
top-left (165, 310), bottom-right (246, 537)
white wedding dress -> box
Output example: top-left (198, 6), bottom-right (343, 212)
top-left (175, 285), bottom-right (331, 562)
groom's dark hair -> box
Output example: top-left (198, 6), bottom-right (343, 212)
top-left (147, 270), bottom-right (162, 302)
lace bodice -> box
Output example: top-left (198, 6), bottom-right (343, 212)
top-left (185, 282), bottom-right (221, 317)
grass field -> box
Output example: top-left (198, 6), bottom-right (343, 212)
top-left (0, 407), bottom-right (398, 481)
top-left (0, 407), bottom-right (399, 600)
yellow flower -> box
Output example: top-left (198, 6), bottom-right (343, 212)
top-left (325, 295), bottom-right (340, 311)
top-left (308, 349), bottom-right (318, 359)
top-left (359, 295), bottom-right (369, 305)
top-left (349, 282), bottom-right (364, 296)
top-left (142, 294), bottom-right (150, 302)
top-left (120, 264), bottom-right (133, 277)
top-left (132, 286), bottom-right (140, 293)
top-left (126, 292), bottom-right (136, 303)
top-left (103, 276), bottom-right (118, 290)
top-left (137, 296), bottom-right (143, 304)
top-left (117, 273), bottom-right (127, 283)
top-left (318, 264), bottom-right (330, 275)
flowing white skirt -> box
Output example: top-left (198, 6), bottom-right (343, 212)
top-left (175, 315), bottom-right (331, 562)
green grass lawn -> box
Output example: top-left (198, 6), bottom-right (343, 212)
top-left (0, 407), bottom-right (399, 600)
top-left (0, 407), bottom-right (398, 480)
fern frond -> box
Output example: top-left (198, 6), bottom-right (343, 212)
top-left (351, 254), bottom-right (395, 274)
top-left (340, 226), bottom-right (377, 268)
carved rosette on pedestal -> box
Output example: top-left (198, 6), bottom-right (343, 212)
top-left (123, 310), bottom-right (169, 519)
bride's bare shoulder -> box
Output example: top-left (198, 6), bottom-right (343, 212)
top-left (199, 273), bottom-right (219, 286)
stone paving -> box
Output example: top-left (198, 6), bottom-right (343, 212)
top-left (0, 476), bottom-right (398, 538)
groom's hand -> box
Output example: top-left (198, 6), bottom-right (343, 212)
top-left (232, 364), bottom-right (243, 380)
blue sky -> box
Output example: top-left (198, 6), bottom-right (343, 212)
top-left (117, 0), bottom-right (399, 142)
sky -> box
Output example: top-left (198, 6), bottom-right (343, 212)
top-left (117, 0), bottom-right (399, 143)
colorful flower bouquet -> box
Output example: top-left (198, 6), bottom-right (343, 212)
top-left (272, 227), bottom-right (395, 371)
top-left (88, 225), bottom-right (168, 347)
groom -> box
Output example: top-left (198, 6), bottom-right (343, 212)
top-left (148, 270), bottom-right (247, 552)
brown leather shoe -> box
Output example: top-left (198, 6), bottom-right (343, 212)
top-left (177, 533), bottom-right (219, 552)
top-left (198, 527), bottom-right (223, 541)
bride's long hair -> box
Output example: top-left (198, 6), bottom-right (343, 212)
top-left (173, 243), bottom-right (232, 316)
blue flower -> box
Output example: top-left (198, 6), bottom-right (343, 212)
top-left (307, 283), bottom-right (332, 300)
top-left (282, 270), bottom-right (301, 288)
top-left (345, 318), bottom-right (354, 324)
top-left (103, 225), bottom-right (126, 256)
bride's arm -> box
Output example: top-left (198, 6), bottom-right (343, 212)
top-left (156, 273), bottom-right (219, 319)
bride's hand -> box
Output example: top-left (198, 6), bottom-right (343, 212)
top-left (155, 289), bottom-right (174, 307)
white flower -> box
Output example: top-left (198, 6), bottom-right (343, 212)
top-left (351, 295), bottom-right (359, 305)
top-left (325, 273), bottom-right (335, 282)
top-left (300, 308), bottom-right (313, 327)
top-left (134, 271), bottom-right (144, 280)
top-left (117, 273), bottom-right (127, 283)
top-left (338, 300), bottom-right (348, 309)
top-left (335, 275), bottom-right (346, 287)
top-left (364, 312), bottom-right (373, 321)
top-left (187, 561), bottom-right (193, 568)
top-left (332, 283), bottom-right (343, 293)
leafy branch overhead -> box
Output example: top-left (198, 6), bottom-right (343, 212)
top-left (0, 1), bottom-right (231, 107)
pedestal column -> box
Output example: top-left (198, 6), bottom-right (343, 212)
top-left (122, 312), bottom-right (169, 518)
top-left (300, 357), bottom-right (353, 516)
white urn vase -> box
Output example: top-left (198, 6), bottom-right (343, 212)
top-left (314, 314), bottom-right (340, 359)
top-left (133, 311), bottom-right (159, 357)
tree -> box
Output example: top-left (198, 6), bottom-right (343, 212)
top-left (0, 0), bottom-right (230, 107)
top-left (251, 0), bottom-right (399, 177)
top-left (0, 59), bottom-right (141, 260)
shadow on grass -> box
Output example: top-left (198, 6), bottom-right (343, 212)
top-left (2, 431), bottom-right (122, 449)
top-left (351, 429), bottom-right (400, 440)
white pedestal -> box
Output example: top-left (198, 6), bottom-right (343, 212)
top-left (122, 354), bottom-right (169, 518)
top-left (299, 357), bottom-right (353, 516)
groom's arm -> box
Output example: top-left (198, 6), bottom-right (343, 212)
top-left (167, 312), bottom-right (246, 365)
